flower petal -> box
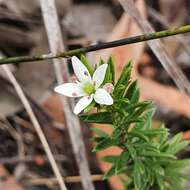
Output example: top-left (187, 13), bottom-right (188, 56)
top-left (74, 95), bottom-right (93, 114)
top-left (72, 56), bottom-right (91, 82)
top-left (94, 88), bottom-right (113, 105)
top-left (54, 83), bottom-right (86, 97)
top-left (93, 64), bottom-right (108, 88)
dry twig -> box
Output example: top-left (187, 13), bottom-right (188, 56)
top-left (24, 174), bottom-right (103, 186)
top-left (0, 25), bottom-right (190, 65)
top-left (40, 0), bottom-right (94, 190)
top-left (148, 7), bottom-right (190, 55)
top-left (1, 65), bottom-right (67, 190)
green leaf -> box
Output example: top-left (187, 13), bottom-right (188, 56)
top-left (113, 84), bottom-right (126, 99)
top-left (91, 127), bottom-right (109, 138)
top-left (126, 144), bottom-right (137, 159)
top-left (142, 128), bottom-right (168, 137)
top-left (99, 57), bottom-right (105, 65)
top-left (166, 133), bottom-right (190, 154)
top-left (132, 102), bottom-right (152, 118)
top-left (129, 130), bottom-right (149, 142)
top-left (80, 54), bottom-right (93, 75)
top-left (101, 155), bottom-right (119, 163)
top-left (154, 164), bottom-right (165, 176)
top-left (114, 98), bottom-right (130, 107)
top-left (135, 160), bottom-right (145, 175)
top-left (133, 161), bottom-right (142, 190)
top-left (123, 117), bottom-right (143, 125)
top-left (155, 174), bottom-right (164, 190)
top-left (123, 101), bottom-right (151, 124)
top-left (168, 140), bottom-right (189, 154)
top-left (143, 161), bottom-right (155, 186)
top-left (112, 127), bottom-right (122, 139)
top-left (125, 101), bottom-right (150, 115)
top-left (135, 143), bottom-right (160, 154)
top-left (93, 138), bottom-right (117, 152)
top-left (80, 112), bottom-right (113, 124)
top-left (83, 101), bottom-right (96, 113)
top-left (141, 151), bottom-right (175, 159)
top-left (159, 124), bottom-right (169, 147)
top-left (125, 80), bottom-right (139, 103)
top-left (165, 168), bottom-right (188, 179)
top-left (91, 136), bottom-right (106, 143)
top-left (167, 159), bottom-right (190, 169)
top-left (169, 133), bottom-right (182, 145)
top-left (104, 56), bottom-right (115, 84)
top-left (115, 151), bottom-right (130, 173)
top-left (103, 165), bottom-right (116, 179)
top-left (113, 61), bottom-right (132, 98)
top-left (136, 108), bottom-right (155, 129)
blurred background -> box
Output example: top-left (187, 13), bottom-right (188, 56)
top-left (0, 0), bottom-right (190, 190)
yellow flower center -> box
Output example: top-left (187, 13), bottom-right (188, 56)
top-left (83, 82), bottom-right (95, 95)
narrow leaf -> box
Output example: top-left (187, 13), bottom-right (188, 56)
top-left (80, 112), bottom-right (113, 124)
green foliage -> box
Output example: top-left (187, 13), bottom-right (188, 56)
top-left (113, 61), bottom-right (132, 99)
top-left (80, 54), bottom-right (94, 75)
top-left (104, 56), bottom-right (115, 84)
top-left (80, 111), bottom-right (113, 124)
top-left (79, 56), bottom-right (190, 190)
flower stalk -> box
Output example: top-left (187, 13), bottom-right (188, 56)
top-left (0, 25), bottom-right (190, 65)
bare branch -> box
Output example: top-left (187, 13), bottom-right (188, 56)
top-left (0, 25), bottom-right (190, 65)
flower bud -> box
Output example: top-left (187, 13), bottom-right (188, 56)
top-left (103, 83), bottom-right (114, 93)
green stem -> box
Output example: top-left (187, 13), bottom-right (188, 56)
top-left (0, 25), bottom-right (190, 65)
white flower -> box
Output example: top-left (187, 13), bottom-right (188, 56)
top-left (54, 56), bottom-right (113, 114)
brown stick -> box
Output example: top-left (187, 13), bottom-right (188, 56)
top-left (2, 65), bottom-right (66, 190)
top-left (40, 1), bottom-right (95, 190)
top-left (24, 174), bottom-right (103, 186)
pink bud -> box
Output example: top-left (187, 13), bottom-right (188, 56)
top-left (103, 83), bottom-right (114, 93)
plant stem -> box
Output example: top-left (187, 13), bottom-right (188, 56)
top-left (0, 25), bottom-right (190, 65)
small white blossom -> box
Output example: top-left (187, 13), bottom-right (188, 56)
top-left (54, 56), bottom-right (113, 114)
